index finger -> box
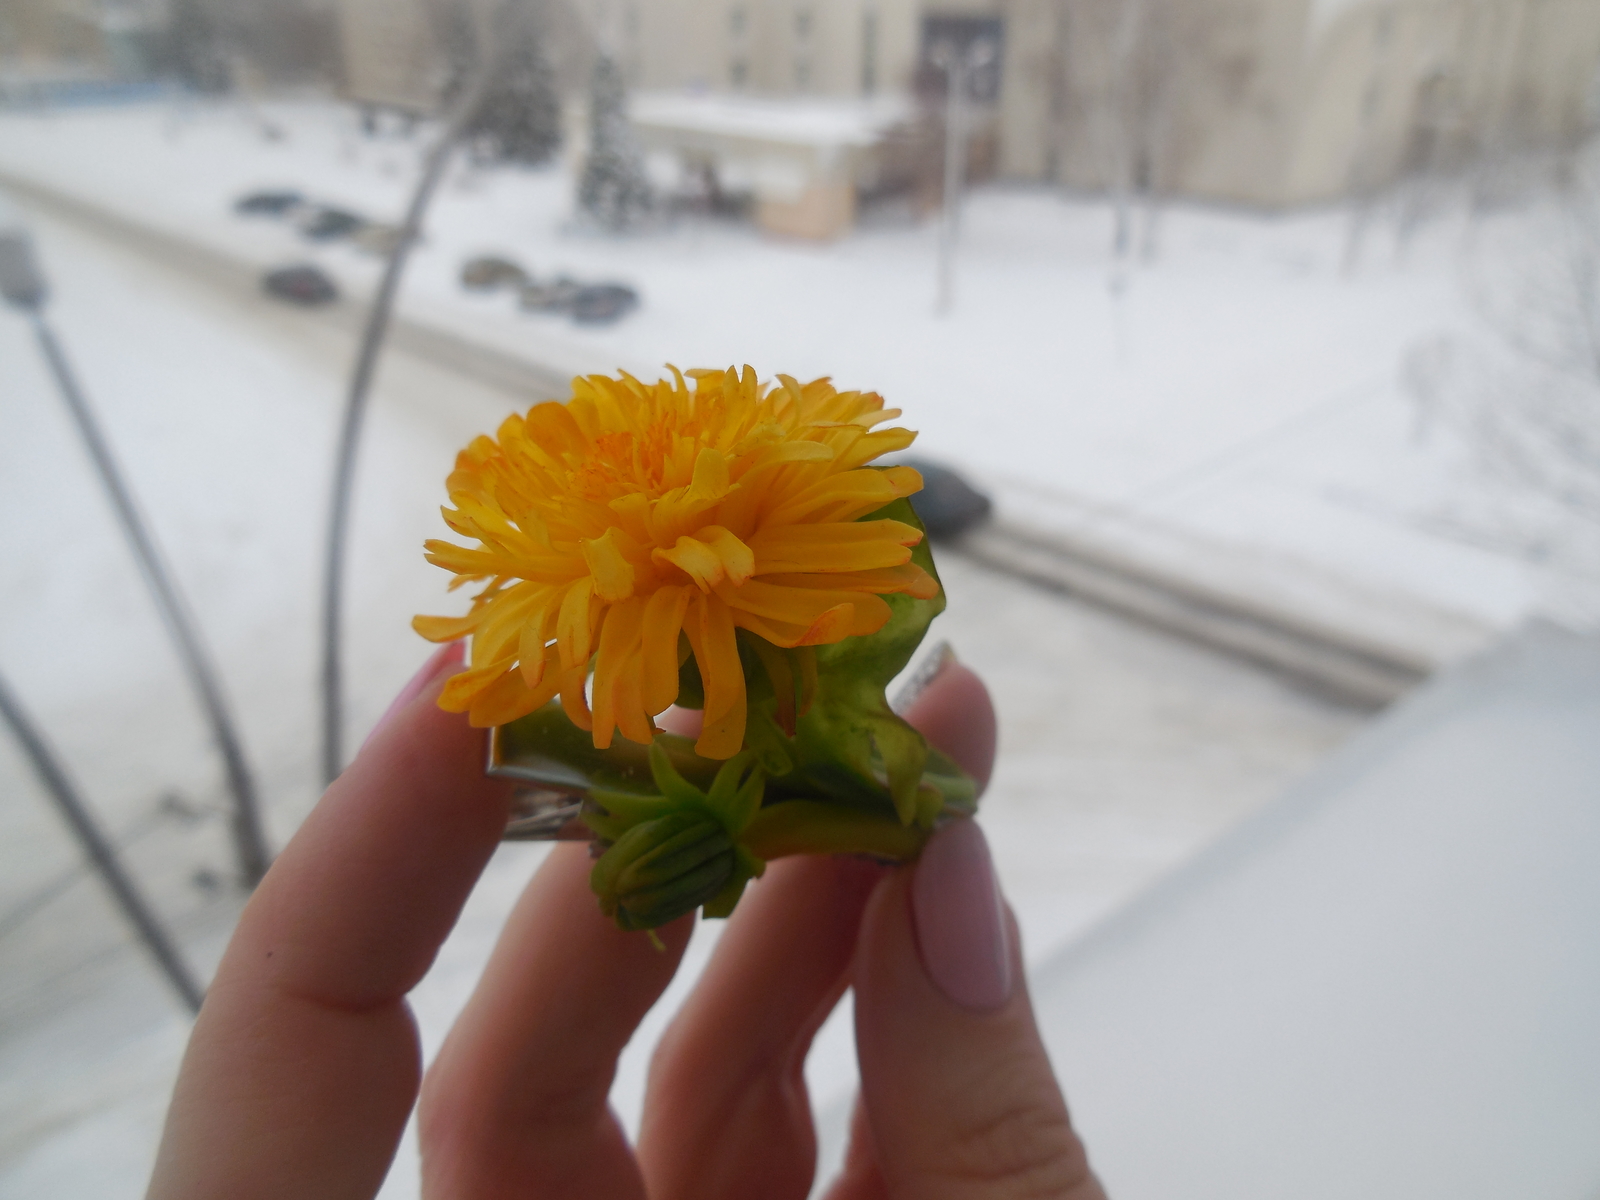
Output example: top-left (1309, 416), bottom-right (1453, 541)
top-left (148, 644), bottom-right (513, 1200)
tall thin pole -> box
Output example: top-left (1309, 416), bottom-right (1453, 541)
top-left (319, 20), bottom-right (513, 785)
top-left (1109, 0), bottom-right (1145, 269)
top-left (934, 50), bottom-right (960, 316)
top-left (28, 310), bottom-right (272, 886)
top-left (934, 37), bottom-right (995, 315)
top-left (0, 668), bottom-right (206, 1015)
top-left (936, 48), bottom-right (967, 315)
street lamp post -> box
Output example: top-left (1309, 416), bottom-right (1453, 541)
top-left (319, 4), bottom-right (517, 785)
top-left (0, 668), bottom-right (205, 1014)
top-left (0, 221), bottom-right (272, 887)
top-left (933, 36), bottom-right (996, 316)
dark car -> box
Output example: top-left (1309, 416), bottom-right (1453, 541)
top-left (262, 264), bottom-right (338, 306)
top-left (298, 206), bottom-right (367, 241)
top-left (517, 276), bottom-right (582, 313)
top-left (901, 458), bottom-right (992, 538)
top-left (569, 283), bottom-right (640, 325)
top-left (234, 189), bottom-right (304, 216)
top-left (461, 255), bottom-right (528, 291)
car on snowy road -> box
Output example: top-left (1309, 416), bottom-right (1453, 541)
top-left (261, 264), bottom-right (338, 306)
top-left (569, 283), bottom-right (639, 325)
top-left (901, 459), bottom-right (992, 538)
top-left (517, 276), bottom-right (581, 313)
top-left (234, 189), bottom-right (305, 216)
top-left (297, 206), bottom-right (367, 242)
top-left (461, 256), bottom-right (529, 291)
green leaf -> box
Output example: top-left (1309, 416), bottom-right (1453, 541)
top-left (788, 496), bottom-right (948, 823)
top-left (494, 702), bottom-right (718, 794)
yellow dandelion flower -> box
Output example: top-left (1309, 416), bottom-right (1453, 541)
top-left (413, 366), bottom-right (939, 760)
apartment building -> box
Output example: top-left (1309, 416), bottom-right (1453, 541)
top-left (998, 0), bottom-right (1600, 206)
top-left (331, 0), bottom-right (1600, 223)
top-left (564, 0), bottom-right (1600, 206)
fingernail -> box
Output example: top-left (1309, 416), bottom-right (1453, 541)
top-left (893, 641), bottom-right (957, 713)
top-left (912, 818), bottom-right (1013, 1012)
top-left (363, 641), bottom-right (465, 749)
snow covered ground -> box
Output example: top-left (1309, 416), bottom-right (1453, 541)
top-left (1, 96), bottom-right (1593, 654)
top-left (0, 195), bottom-right (1364, 1196)
top-left (2, 91), bottom-right (1593, 1197)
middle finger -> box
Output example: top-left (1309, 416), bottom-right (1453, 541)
top-left (419, 843), bottom-right (694, 1200)
top-left (638, 853), bottom-right (885, 1200)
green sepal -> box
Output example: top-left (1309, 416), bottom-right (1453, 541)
top-left (590, 811), bottom-right (735, 931)
top-left (732, 630), bottom-right (799, 774)
top-left (701, 845), bottom-right (767, 919)
top-left (647, 740), bottom-right (712, 808)
top-left (704, 750), bottom-right (766, 833)
top-left (787, 495), bottom-right (947, 823)
top-left (586, 747), bottom-right (769, 931)
top-left (583, 788), bottom-right (674, 842)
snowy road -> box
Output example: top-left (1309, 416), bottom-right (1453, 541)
top-left (0, 201), bottom-right (1363, 1197)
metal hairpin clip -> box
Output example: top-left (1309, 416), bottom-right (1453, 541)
top-left (488, 725), bottom-right (595, 841)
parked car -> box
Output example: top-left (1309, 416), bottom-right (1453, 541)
top-left (517, 276), bottom-right (581, 313)
top-left (352, 223), bottom-right (405, 257)
top-left (297, 206), bottom-right (367, 241)
top-left (570, 283), bottom-right (640, 325)
top-left (262, 264), bottom-right (338, 306)
top-left (234, 189), bottom-right (304, 216)
top-left (461, 255), bottom-right (528, 291)
top-left (901, 459), bottom-right (992, 538)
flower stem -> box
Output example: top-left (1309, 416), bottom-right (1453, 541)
top-left (742, 801), bottom-right (930, 862)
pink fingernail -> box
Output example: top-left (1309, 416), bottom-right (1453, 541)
top-left (912, 818), bottom-right (1013, 1012)
top-left (363, 642), bottom-right (465, 749)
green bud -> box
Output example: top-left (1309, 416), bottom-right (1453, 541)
top-left (590, 810), bottom-right (736, 931)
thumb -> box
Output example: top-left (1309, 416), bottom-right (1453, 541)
top-left (841, 819), bottom-right (1106, 1200)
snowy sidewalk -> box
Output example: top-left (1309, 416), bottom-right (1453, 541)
top-left (4, 96), bottom-right (1591, 673)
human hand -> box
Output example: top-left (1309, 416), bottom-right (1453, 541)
top-left (147, 644), bottom-right (1105, 1199)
